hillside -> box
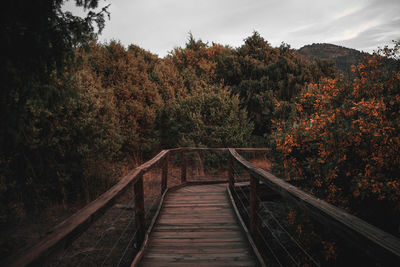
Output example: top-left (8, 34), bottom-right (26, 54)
top-left (297, 43), bottom-right (368, 75)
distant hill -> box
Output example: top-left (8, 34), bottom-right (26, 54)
top-left (297, 43), bottom-right (369, 76)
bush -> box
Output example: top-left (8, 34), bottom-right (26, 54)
top-left (270, 42), bottom-right (400, 235)
top-left (156, 86), bottom-right (254, 148)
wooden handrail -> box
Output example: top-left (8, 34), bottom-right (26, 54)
top-left (2, 147), bottom-right (240, 266)
top-left (3, 149), bottom-right (169, 267)
top-left (9, 146), bottom-right (396, 266)
top-left (228, 148), bottom-right (400, 264)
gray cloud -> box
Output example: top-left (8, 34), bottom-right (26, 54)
top-left (63, 0), bottom-right (400, 57)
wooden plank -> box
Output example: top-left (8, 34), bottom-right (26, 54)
top-left (140, 261), bottom-right (255, 267)
top-left (149, 243), bottom-right (247, 249)
top-left (165, 197), bottom-right (228, 201)
top-left (143, 252), bottom-right (251, 259)
top-left (163, 201), bottom-right (231, 206)
top-left (160, 211), bottom-right (233, 216)
top-left (154, 226), bottom-right (241, 232)
top-left (166, 194), bottom-right (226, 199)
top-left (156, 222), bottom-right (239, 228)
top-left (169, 194), bottom-right (224, 198)
top-left (165, 203), bottom-right (229, 208)
top-left (150, 239), bottom-right (248, 245)
top-left (147, 247), bottom-right (248, 254)
top-left (229, 148), bottom-right (400, 264)
top-left (138, 184), bottom-right (256, 266)
top-left (159, 213), bottom-right (235, 218)
top-left (164, 199), bottom-right (227, 203)
top-left (157, 219), bottom-right (238, 224)
top-left (161, 210), bottom-right (232, 215)
top-left (150, 231), bottom-right (242, 238)
top-left (166, 195), bottom-right (226, 199)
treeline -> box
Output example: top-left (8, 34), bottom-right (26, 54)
top-left (0, 24), bottom-right (331, 222)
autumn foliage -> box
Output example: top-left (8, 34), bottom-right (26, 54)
top-left (270, 43), bottom-right (400, 235)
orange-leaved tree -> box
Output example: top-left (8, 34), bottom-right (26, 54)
top-left (270, 41), bottom-right (400, 235)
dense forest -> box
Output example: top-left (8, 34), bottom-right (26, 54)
top-left (1, 0), bottom-right (399, 243)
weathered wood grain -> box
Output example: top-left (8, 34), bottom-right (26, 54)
top-left (137, 184), bottom-right (257, 266)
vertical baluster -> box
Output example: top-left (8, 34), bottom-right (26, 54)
top-left (181, 150), bottom-right (186, 183)
top-left (134, 173), bottom-right (145, 246)
top-left (161, 154), bottom-right (168, 194)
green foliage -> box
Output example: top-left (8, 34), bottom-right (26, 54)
top-left (156, 86), bottom-right (253, 148)
top-left (81, 41), bottom-right (164, 159)
top-left (214, 32), bottom-right (335, 135)
top-left (0, 0), bottom-right (110, 221)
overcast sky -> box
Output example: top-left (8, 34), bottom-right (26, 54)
top-left (64, 0), bottom-right (400, 57)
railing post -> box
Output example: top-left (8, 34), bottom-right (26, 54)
top-left (228, 154), bottom-right (234, 191)
top-left (134, 173), bottom-right (145, 246)
top-left (250, 175), bottom-right (259, 243)
top-left (161, 154), bottom-right (168, 194)
top-left (181, 150), bottom-right (186, 183)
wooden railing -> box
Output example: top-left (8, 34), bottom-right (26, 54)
top-left (2, 147), bottom-right (238, 266)
top-left (227, 148), bottom-right (400, 265)
top-left (3, 147), bottom-right (400, 266)
top-left (3, 149), bottom-right (169, 267)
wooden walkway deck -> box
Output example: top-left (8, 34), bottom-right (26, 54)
top-left (139, 184), bottom-right (257, 266)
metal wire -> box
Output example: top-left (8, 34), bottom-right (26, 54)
top-left (256, 224), bottom-right (284, 267)
top-left (234, 171), bottom-right (299, 266)
top-left (232, 165), bottom-right (286, 267)
top-left (255, 211), bottom-right (300, 266)
top-left (233, 162), bottom-right (305, 266)
top-left (258, 198), bottom-right (320, 266)
top-left (75, 197), bottom-right (135, 267)
top-left (116, 229), bottom-right (139, 267)
top-left (100, 206), bottom-right (137, 267)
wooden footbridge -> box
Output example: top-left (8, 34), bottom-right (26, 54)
top-left (3, 148), bottom-right (400, 266)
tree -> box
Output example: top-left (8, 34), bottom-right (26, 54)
top-left (214, 32), bottom-right (335, 136)
top-left (270, 41), bottom-right (400, 235)
top-left (0, 0), bottom-right (109, 220)
top-left (155, 86), bottom-right (253, 148)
